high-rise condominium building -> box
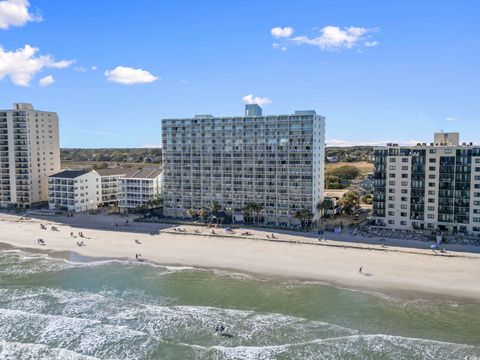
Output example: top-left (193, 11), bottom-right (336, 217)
top-left (372, 132), bottom-right (480, 235)
top-left (162, 105), bottom-right (325, 226)
top-left (0, 103), bottom-right (60, 208)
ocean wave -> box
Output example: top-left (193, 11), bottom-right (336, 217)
top-left (191, 334), bottom-right (480, 360)
top-left (0, 340), bottom-right (99, 360)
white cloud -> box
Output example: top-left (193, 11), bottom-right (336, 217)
top-left (271, 26), bottom-right (294, 38)
top-left (290, 26), bottom-right (378, 51)
top-left (50, 59), bottom-right (75, 68)
top-left (0, 44), bottom-right (74, 86)
top-left (38, 74), bottom-right (53, 87)
top-left (74, 65), bottom-right (97, 73)
top-left (141, 143), bottom-right (161, 148)
top-left (445, 116), bottom-right (457, 121)
top-left (0, 0), bottom-right (41, 29)
top-left (327, 138), bottom-right (421, 147)
top-left (242, 94), bottom-right (272, 106)
top-left (105, 65), bottom-right (158, 84)
top-left (365, 40), bottom-right (379, 47)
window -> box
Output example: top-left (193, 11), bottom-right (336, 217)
top-left (401, 204), bottom-right (407, 209)
top-left (401, 212), bottom-right (407, 217)
top-left (388, 211), bottom-right (395, 216)
top-left (401, 189), bottom-right (408, 194)
top-left (428, 198), bottom-right (435, 203)
top-left (402, 174), bottom-right (408, 178)
top-left (401, 196), bottom-right (408, 201)
top-left (388, 220), bottom-right (395, 224)
top-left (476, 159), bottom-right (480, 164)
top-left (429, 174), bottom-right (436, 179)
top-left (388, 204), bottom-right (395, 208)
top-left (400, 221), bottom-right (407, 225)
top-left (429, 158), bottom-right (436, 163)
top-left (389, 181), bottom-right (395, 185)
top-left (388, 196), bottom-right (395, 201)
top-left (474, 218), bottom-right (480, 223)
top-left (389, 165), bottom-right (396, 170)
top-left (429, 166), bottom-right (436, 171)
top-left (389, 189), bottom-right (395, 193)
top-left (476, 167), bottom-right (480, 172)
top-left (401, 181), bottom-right (408, 186)
top-left (428, 206), bottom-right (435, 211)
top-left (428, 214), bottom-right (434, 219)
top-left (402, 158), bottom-right (409, 163)
top-left (428, 190), bottom-right (435, 195)
top-left (428, 182), bottom-right (435, 187)
top-left (390, 158), bottom-right (396, 163)
top-left (402, 166), bottom-right (408, 171)
top-left (445, 149), bottom-right (452, 154)
top-left (389, 173), bottom-right (396, 178)
top-left (430, 149), bottom-right (436, 154)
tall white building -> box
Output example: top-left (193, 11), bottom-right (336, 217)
top-left (372, 133), bottom-right (480, 235)
top-left (0, 103), bottom-right (60, 208)
top-left (162, 105), bottom-right (325, 225)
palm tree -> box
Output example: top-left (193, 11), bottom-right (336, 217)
top-left (294, 209), bottom-right (314, 229)
top-left (187, 208), bottom-right (198, 219)
top-left (242, 203), bottom-right (253, 224)
top-left (251, 203), bottom-right (264, 224)
top-left (198, 208), bottom-right (208, 224)
top-left (209, 202), bottom-right (221, 216)
top-left (339, 191), bottom-right (359, 214)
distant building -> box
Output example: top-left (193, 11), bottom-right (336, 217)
top-left (0, 103), bottom-right (60, 208)
top-left (48, 170), bottom-right (101, 212)
top-left (119, 168), bottom-right (163, 210)
top-left (162, 105), bottom-right (326, 225)
top-left (326, 156), bottom-right (338, 163)
top-left (372, 133), bottom-right (480, 234)
top-left (359, 174), bottom-right (374, 193)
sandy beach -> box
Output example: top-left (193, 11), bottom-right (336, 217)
top-left (1, 212), bottom-right (480, 301)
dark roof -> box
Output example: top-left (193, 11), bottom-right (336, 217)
top-left (49, 170), bottom-right (91, 179)
top-left (124, 168), bottom-right (162, 179)
top-left (95, 168), bottom-right (129, 176)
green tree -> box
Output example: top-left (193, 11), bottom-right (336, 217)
top-left (340, 191), bottom-right (359, 214)
top-left (187, 208), bottom-right (198, 218)
top-left (198, 208), bottom-right (208, 224)
top-left (294, 209), bottom-right (314, 228)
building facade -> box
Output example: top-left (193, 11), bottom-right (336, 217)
top-left (48, 170), bottom-right (101, 212)
top-left (119, 168), bottom-right (163, 210)
top-left (0, 103), bottom-right (60, 208)
top-left (95, 168), bottom-right (128, 206)
top-left (372, 133), bottom-right (480, 235)
top-left (162, 105), bottom-right (325, 225)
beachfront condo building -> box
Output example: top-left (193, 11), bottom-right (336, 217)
top-left (162, 105), bottom-right (325, 226)
top-left (372, 132), bottom-right (480, 235)
top-left (0, 103), bottom-right (60, 208)
top-left (118, 168), bottom-right (163, 210)
top-left (48, 170), bottom-right (101, 212)
top-left (95, 168), bottom-right (129, 207)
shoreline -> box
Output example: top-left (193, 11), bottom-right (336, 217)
top-left (1, 213), bottom-right (480, 302)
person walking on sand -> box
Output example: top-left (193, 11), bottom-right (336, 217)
top-left (359, 266), bottom-right (363, 274)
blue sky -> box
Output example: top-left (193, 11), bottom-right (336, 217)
top-left (0, 0), bottom-right (479, 148)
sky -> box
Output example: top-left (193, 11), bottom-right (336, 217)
top-left (0, 0), bottom-right (479, 148)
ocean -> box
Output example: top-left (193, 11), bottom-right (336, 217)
top-left (0, 249), bottom-right (479, 359)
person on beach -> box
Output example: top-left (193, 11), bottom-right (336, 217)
top-left (359, 266), bottom-right (363, 274)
